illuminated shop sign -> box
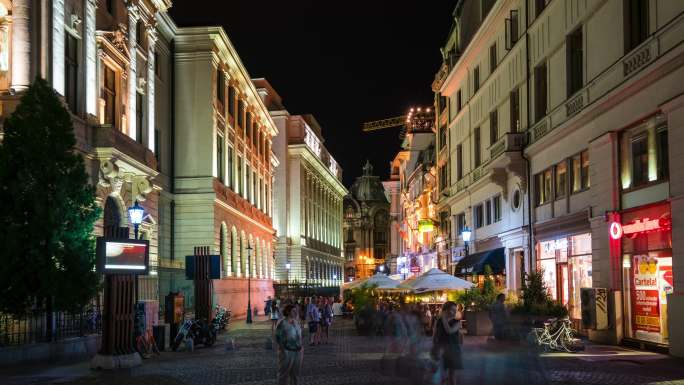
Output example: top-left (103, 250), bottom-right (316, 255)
top-left (609, 217), bottom-right (671, 240)
top-left (418, 219), bottom-right (434, 233)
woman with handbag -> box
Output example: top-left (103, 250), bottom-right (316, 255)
top-left (432, 301), bottom-right (463, 385)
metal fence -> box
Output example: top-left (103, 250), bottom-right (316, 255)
top-left (0, 305), bottom-right (102, 346)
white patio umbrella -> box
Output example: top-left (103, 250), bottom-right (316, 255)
top-left (410, 268), bottom-right (475, 293)
top-left (358, 273), bottom-right (403, 290)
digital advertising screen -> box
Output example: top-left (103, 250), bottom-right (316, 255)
top-left (96, 238), bottom-right (149, 275)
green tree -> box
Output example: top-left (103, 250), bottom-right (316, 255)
top-left (0, 77), bottom-right (101, 316)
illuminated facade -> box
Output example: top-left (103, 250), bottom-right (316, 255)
top-left (434, 0), bottom-right (684, 354)
top-left (0, 0), bottom-right (173, 301)
top-left (343, 161), bottom-right (390, 281)
top-left (256, 79), bottom-right (346, 291)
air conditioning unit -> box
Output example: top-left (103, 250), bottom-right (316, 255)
top-left (581, 287), bottom-right (609, 330)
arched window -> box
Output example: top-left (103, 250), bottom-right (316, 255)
top-left (240, 231), bottom-right (247, 276)
top-left (231, 227), bottom-right (238, 276)
top-left (220, 223), bottom-right (229, 277)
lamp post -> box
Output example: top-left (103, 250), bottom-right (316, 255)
top-left (462, 226), bottom-right (472, 261)
top-left (128, 200), bottom-right (144, 239)
top-left (246, 244), bottom-right (253, 324)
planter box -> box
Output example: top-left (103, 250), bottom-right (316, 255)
top-left (464, 310), bottom-right (492, 336)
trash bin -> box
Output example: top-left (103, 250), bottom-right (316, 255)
top-left (153, 325), bottom-right (166, 351)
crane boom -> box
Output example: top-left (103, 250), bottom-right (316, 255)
top-left (361, 115), bottom-right (407, 132)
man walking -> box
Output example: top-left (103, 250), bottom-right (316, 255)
top-left (275, 304), bottom-right (303, 385)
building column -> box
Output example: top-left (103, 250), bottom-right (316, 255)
top-left (51, 0), bottom-right (65, 95)
top-left (11, 0), bottom-right (31, 92)
top-left (663, 96), bottom-right (684, 357)
top-left (588, 131), bottom-right (622, 345)
top-left (85, 0), bottom-right (97, 116)
top-left (146, 27), bottom-right (157, 152)
top-left (126, 4), bottom-right (139, 141)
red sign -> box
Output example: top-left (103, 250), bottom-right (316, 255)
top-left (632, 255), bottom-right (660, 334)
top-left (609, 216), bottom-right (671, 240)
top-left (663, 269), bottom-right (673, 287)
top-left (410, 266), bottom-right (421, 273)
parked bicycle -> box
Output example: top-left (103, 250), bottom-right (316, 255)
top-left (527, 317), bottom-right (583, 352)
top-left (171, 318), bottom-right (216, 351)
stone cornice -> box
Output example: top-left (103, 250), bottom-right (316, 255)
top-left (289, 144), bottom-right (348, 197)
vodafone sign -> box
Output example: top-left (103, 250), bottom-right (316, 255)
top-left (609, 216), bottom-right (671, 240)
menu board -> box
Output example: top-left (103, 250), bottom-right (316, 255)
top-left (632, 255), bottom-right (660, 335)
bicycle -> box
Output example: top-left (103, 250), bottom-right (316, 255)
top-left (135, 330), bottom-right (160, 358)
top-left (527, 317), bottom-right (582, 352)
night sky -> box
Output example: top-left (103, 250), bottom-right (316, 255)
top-left (170, 1), bottom-right (457, 187)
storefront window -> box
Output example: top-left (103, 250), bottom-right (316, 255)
top-left (537, 233), bottom-right (592, 319)
top-left (621, 202), bottom-right (673, 345)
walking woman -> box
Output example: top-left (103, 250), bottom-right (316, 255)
top-left (275, 304), bottom-right (303, 385)
top-left (432, 301), bottom-right (463, 385)
top-left (271, 299), bottom-right (281, 333)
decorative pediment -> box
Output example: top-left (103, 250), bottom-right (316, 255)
top-left (99, 23), bottom-right (131, 59)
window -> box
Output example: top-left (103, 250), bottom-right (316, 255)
top-left (252, 171), bottom-right (257, 204)
top-left (474, 204), bottom-right (484, 228)
top-left (485, 200), bottom-right (492, 225)
top-left (439, 164), bottom-right (449, 191)
top-left (135, 20), bottom-right (143, 46)
top-left (237, 156), bottom-right (243, 195)
top-left (345, 246), bottom-right (355, 262)
top-left (457, 213), bottom-right (466, 235)
top-left (489, 43), bottom-right (497, 73)
top-left (216, 70), bottom-right (225, 110)
top-left (246, 112), bottom-right (253, 141)
top-left (624, 0), bottom-right (649, 53)
top-left (154, 128), bottom-right (160, 162)
top-left (65, 34), bottom-right (78, 113)
top-left (227, 146), bottom-right (234, 189)
top-left (252, 124), bottom-right (258, 147)
top-left (536, 0), bottom-right (550, 17)
top-left (136, 92), bottom-right (144, 144)
top-left (106, 0), bottom-right (114, 14)
top-left (439, 124), bottom-right (447, 149)
top-left (571, 150), bottom-right (590, 192)
top-left (490, 110), bottom-right (498, 145)
top-left (493, 195), bottom-right (502, 222)
top-left (474, 127), bottom-right (481, 167)
top-left (567, 27), bottom-right (583, 97)
top-left (510, 88), bottom-right (520, 132)
top-left (154, 51), bottom-right (161, 79)
top-left (103, 66), bottom-right (116, 127)
top-left (228, 87), bottom-right (236, 118)
top-left (534, 62), bottom-right (548, 122)
top-left (217, 134), bottom-right (224, 183)
top-left (457, 89), bottom-right (462, 112)
top-left (657, 126), bottom-right (669, 180)
top-left (258, 177), bottom-right (263, 209)
top-left (473, 66), bottom-right (480, 93)
top-left (238, 101), bottom-right (245, 130)
top-left (555, 161), bottom-right (567, 199)
top-left (506, 10), bottom-right (519, 50)
top-left (438, 95), bottom-right (447, 113)
top-left (535, 168), bottom-right (552, 205)
top-left (456, 144), bottom-right (463, 180)
top-left (245, 164), bottom-right (251, 200)
top-left (439, 210), bottom-right (451, 238)
top-left (631, 135), bottom-right (648, 187)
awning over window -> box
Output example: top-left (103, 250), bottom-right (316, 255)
top-left (455, 247), bottom-right (505, 275)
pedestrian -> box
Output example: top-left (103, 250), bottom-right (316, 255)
top-left (431, 301), bottom-right (463, 385)
top-left (271, 299), bottom-right (281, 333)
top-left (275, 304), bottom-right (303, 385)
top-left (306, 297), bottom-right (320, 345)
top-left (265, 296), bottom-right (273, 317)
top-left (489, 293), bottom-right (508, 340)
top-left (320, 298), bottom-right (333, 344)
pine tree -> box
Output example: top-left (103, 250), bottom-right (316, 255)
top-left (0, 77), bottom-right (101, 316)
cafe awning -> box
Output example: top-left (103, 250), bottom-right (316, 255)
top-left (454, 247), bottom-right (505, 275)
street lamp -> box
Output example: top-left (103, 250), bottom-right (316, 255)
top-left (461, 226), bottom-right (472, 262)
top-left (246, 244), bottom-right (253, 324)
top-left (128, 200), bottom-right (144, 239)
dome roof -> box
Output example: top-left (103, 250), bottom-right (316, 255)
top-left (349, 160), bottom-right (389, 203)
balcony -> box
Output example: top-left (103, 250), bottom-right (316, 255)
top-left (487, 132), bottom-right (527, 169)
top-left (92, 124), bottom-right (157, 170)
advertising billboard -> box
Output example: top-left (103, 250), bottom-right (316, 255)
top-left (96, 238), bottom-right (149, 274)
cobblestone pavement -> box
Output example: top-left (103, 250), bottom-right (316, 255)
top-left (2, 318), bottom-right (684, 385)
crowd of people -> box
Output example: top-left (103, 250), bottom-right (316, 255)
top-left (266, 295), bottom-right (342, 385)
top-left (266, 293), bottom-right (513, 385)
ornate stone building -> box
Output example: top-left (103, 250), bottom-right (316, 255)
top-left (343, 161), bottom-right (390, 281)
top-left (0, 0), bottom-right (173, 301)
top-left (255, 79), bottom-right (346, 293)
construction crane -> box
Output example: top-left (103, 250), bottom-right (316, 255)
top-left (361, 107), bottom-right (435, 139)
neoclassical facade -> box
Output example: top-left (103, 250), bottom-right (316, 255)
top-left (343, 161), bottom-right (390, 281)
top-left (434, 0), bottom-right (684, 355)
top-left (256, 79), bottom-right (346, 292)
top-left (0, 0), bottom-right (173, 301)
